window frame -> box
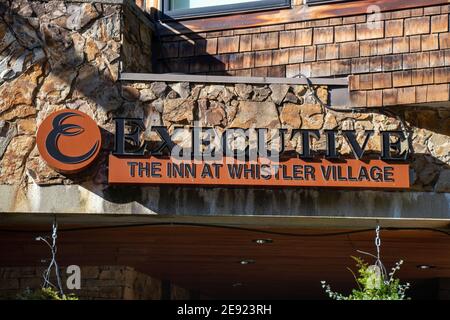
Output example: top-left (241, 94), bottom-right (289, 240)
top-left (305, 0), bottom-right (354, 5)
top-left (161, 0), bottom-right (292, 20)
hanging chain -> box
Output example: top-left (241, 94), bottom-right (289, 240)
top-left (374, 224), bottom-right (388, 281)
top-left (375, 225), bottom-right (381, 263)
top-left (36, 218), bottom-right (64, 296)
top-left (356, 223), bottom-right (388, 281)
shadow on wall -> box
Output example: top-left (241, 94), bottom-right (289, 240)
top-left (151, 10), bottom-right (227, 75)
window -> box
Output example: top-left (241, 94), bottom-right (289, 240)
top-left (162, 0), bottom-right (291, 19)
top-left (306, 0), bottom-right (353, 5)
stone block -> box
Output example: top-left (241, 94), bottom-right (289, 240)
top-left (269, 84), bottom-right (290, 105)
top-left (0, 64), bottom-right (42, 114)
top-left (0, 135), bottom-right (35, 184)
top-left (280, 103), bottom-right (302, 128)
top-left (163, 98), bottom-right (195, 125)
top-left (230, 101), bottom-right (280, 128)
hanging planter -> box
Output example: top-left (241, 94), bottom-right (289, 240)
top-left (321, 226), bottom-right (411, 300)
top-left (321, 256), bottom-right (410, 300)
top-left (17, 287), bottom-right (78, 300)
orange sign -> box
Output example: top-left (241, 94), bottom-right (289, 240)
top-left (37, 109), bottom-right (101, 174)
top-left (108, 155), bottom-right (410, 189)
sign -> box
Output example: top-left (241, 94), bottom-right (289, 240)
top-left (108, 156), bottom-right (409, 188)
top-left (37, 110), bottom-right (411, 189)
top-left (36, 109), bottom-right (101, 173)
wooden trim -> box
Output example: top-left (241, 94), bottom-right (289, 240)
top-left (158, 0), bottom-right (450, 35)
top-left (3, 212), bottom-right (450, 229)
top-left (120, 72), bottom-right (349, 85)
top-left (161, 0), bottom-right (290, 20)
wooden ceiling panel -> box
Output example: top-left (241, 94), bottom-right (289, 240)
top-left (0, 223), bottom-right (449, 299)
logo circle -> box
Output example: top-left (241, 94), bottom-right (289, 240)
top-left (37, 109), bottom-right (102, 174)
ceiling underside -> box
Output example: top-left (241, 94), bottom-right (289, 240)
top-left (1, 217), bottom-right (450, 299)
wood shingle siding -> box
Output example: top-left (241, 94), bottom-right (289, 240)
top-left (157, 3), bottom-right (450, 107)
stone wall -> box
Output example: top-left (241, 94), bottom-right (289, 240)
top-left (13, 79), bottom-right (450, 193)
top-left (157, 3), bottom-right (450, 108)
top-left (0, 265), bottom-right (191, 300)
top-left (0, 0), bottom-right (152, 186)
